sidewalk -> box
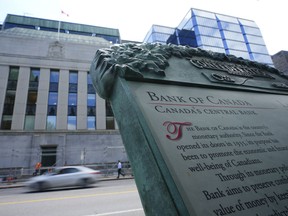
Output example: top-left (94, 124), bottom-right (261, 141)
top-left (0, 175), bottom-right (134, 189)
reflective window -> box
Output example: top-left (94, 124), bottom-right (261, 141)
top-left (87, 107), bottom-right (96, 116)
top-left (192, 9), bottom-right (215, 19)
top-left (87, 74), bottom-right (96, 94)
top-left (68, 116), bottom-right (76, 130)
top-left (26, 91), bottom-right (37, 115)
top-left (46, 116), bottom-right (56, 130)
top-left (69, 83), bottom-right (77, 93)
top-left (87, 94), bottom-right (96, 106)
top-left (225, 40), bottom-right (248, 51)
top-left (200, 36), bottom-right (224, 48)
top-left (195, 17), bottom-right (218, 28)
top-left (87, 84), bottom-right (95, 94)
top-left (1, 67), bottom-right (19, 130)
top-left (68, 106), bottom-right (77, 116)
top-left (219, 22), bottom-right (242, 32)
top-left (48, 92), bottom-right (58, 105)
top-left (216, 15), bottom-right (238, 24)
top-left (87, 73), bottom-right (93, 84)
top-left (68, 93), bottom-right (77, 106)
top-left (8, 67), bottom-right (19, 81)
top-left (238, 19), bottom-right (258, 28)
top-left (152, 32), bottom-right (172, 43)
top-left (196, 26), bottom-right (221, 37)
top-left (178, 10), bottom-right (193, 29)
top-left (228, 50), bottom-right (251, 59)
top-left (106, 117), bottom-right (115, 130)
top-left (87, 116), bottom-right (96, 130)
top-left (241, 26), bottom-right (262, 36)
top-left (245, 35), bottom-right (265, 45)
top-left (153, 25), bottom-right (175, 34)
top-left (3, 91), bottom-right (15, 115)
top-left (181, 19), bottom-right (193, 30)
top-left (7, 80), bottom-right (17, 90)
top-left (50, 71), bottom-right (59, 83)
top-left (68, 72), bottom-right (78, 129)
top-left (49, 70), bottom-right (59, 92)
top-left (106, 101), bottom-right (114, 117)
top-left (3, 103), bottom-right (14, 115)
top-left (252, 53), bottom-right (273, 65)
top-left (1, 116), bottom-right (12, 130)
top-left (24, 116), bottom-right (35, 130)
top-left (201, 45), bottom-right (226, 53)
top-left (69, 71), bottom-right (78, 84)
top-left (49, 82), bottom-right (58, 92)
top-left (30, 68), bottom-right (40, 82)
top-left (249, 44), bottom-right (269, 54)
top-left (48, 105), bottom-right (57, 115)
top-left (143, 27), bottom-right (153, 42)
top-left (222, 31), bottom-right (245, 41)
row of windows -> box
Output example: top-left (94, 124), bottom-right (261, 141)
top-left (1, 67), bottom-right (115, 131)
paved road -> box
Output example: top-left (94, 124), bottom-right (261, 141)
top-left (0, 179), bottom-right (144, 216)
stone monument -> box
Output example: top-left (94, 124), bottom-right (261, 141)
top-left (90, 43), bottom-right (288, 215)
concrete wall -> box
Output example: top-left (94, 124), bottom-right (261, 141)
top-left (0, 131), bottom-right (126, 169)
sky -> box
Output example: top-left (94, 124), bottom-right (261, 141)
top-left (0, 0), bottom-right (287, 55)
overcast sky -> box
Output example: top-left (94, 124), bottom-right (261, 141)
top-left (0, 0), bottom-right (286, 55)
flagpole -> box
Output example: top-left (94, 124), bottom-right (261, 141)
top-left (58, 10), bottom-right (69, 41)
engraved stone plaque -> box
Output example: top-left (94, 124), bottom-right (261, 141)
top-left (90, 43), bottom-right (288, 216)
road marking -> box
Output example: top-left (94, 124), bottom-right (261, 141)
top-left (84, 208), bottom-right (144, 216)
top-left (0, 189), bottom-right (137, 206)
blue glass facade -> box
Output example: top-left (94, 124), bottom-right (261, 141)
top-left (143, 8), bottom-right (273, 67)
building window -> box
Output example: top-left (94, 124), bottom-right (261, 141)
top-left (26, 91), bottom-right (37, 115)
top-left (24, 116), bottom-right (35, 130)
top-left (69, 71), bottom-right (78, 93)
top-left (68, 71), bottom-right (78, 130)
top-left (68, 93), bottom-right (77, 116)
top-left (47, 70), bottom-right (59, 130)
top-left (24, 68), bottom-right (40, 130)
top-left (49, 70), bottom-right (59, 92)
top-left (1, 67), bottom-right (19, 130)
top-left (68, 116), bottom-right (76, 130)
top-left (46, 116), bottom-right (56, 130)
top-left (106, 117), bottom-right (115, 130)
top-left (106, 100), bottom-right (115, 129)
top-left (48, 92), bottom-right (58, 116)
top-left (87, 73), bottom-right (95, 94)
top-left (2, 91), bottom-right (16, 115)
top-left (87, 94), bottom-right (96, 115)
top-left (29, 68), bottom-right (40, 91)
top-left (87, 116), bottom-right (96, 130)
top-left (87, 92), bottom-right (96, 130)
top-left (1, 116), bottom-right (12, 130)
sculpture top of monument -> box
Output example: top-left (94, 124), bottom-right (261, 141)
top-left (90, 43), bottom-right (288, 100)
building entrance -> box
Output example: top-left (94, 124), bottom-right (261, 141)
top-left (41, 146), bottom-right (57, 169)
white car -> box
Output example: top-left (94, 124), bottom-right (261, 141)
top-left (25, 166), bottom-right (102, 191)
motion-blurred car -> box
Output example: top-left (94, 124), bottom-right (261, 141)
top-left (25, 166), bottom-right (102, 191)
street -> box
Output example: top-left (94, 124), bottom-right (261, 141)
top-left (0, 179), bottom-right (144, 216)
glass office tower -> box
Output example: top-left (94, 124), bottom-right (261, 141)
top-left (143, 8), bottom-right (273, 67)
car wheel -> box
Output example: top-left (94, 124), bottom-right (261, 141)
top-left (79, 178), bottom-right (89, 188)
top-left (37, 182), bottom-right (48, 191)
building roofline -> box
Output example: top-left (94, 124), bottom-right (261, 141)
top-left (3, 14), bottom-right (120, 37)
